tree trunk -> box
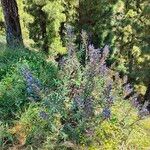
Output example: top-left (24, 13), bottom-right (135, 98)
top-left (144, 83), bottom-right (150, 111)
top-left (1, 0), bottom-right (23, 47)
top-left (39, 9), bottom-right (49, 53)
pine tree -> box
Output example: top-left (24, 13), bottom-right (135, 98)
top-left (0, 4), bottom-right (5, 34)
top-left (112, 0), bottom-right (150, 93)
top-left (17, 0), bottom-right (33, 41)
top-left (78, 0), bottom-right (117, 47)
top-left (24, 0), bottom-right (66, 54)
top-left (1, 0), bottom-right (24, 47)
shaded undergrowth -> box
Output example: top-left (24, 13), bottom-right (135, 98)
top-left (0, 36), bottom-right (150, 149)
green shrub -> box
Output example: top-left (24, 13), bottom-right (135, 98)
top-left (0, 41), bottom-right (150, 149)
top-left (0, 122), bottom-right (13, 149)
top-left (0, 47), bottom-right (58, 122)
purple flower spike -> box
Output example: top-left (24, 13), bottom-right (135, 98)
top-left (99, 64), bottom-right (108, 76)
top-left (124, 83), bottom-right (133, 96)
top-left (102, 45), bottom-right (109, 59)
top-left (102, 107), bottom-right (111, 119)
top-left (21, 67), bottom-right (42, 101)
top-left (39, 111), bottom-right (49, 120)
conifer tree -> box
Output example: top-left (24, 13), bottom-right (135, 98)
top-left (1, 0), bottom-right (24, 47)
top-left (78, 0), bottom-right (117, 47)
top-left (112, 0), bottom-right (150, 93)
top-left (0, 4), bottom-right (4, 34)
top-left (24, 0), bottom-right (66, 54)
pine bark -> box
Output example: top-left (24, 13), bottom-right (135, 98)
top-left (144, 83), bottom-right (150, 110)
top-left (1, 0), bottom-right (23, 47)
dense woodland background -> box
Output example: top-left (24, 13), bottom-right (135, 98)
top-left (0, 0), bottom-right (150, 149)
